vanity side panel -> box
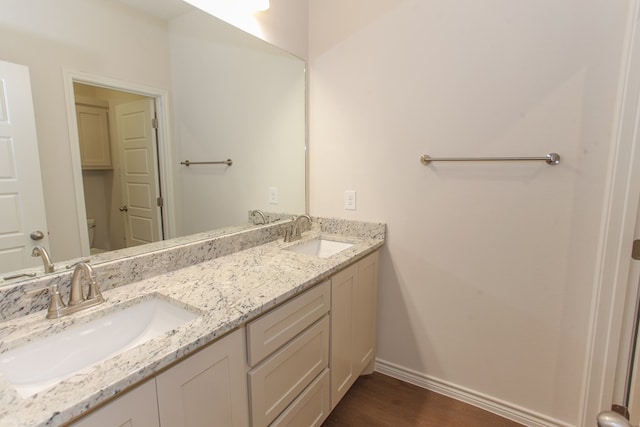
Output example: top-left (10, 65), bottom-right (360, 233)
top-left (329, 262), bottom-right (358, 409)
top-left (355, 250), bottom-right (379, 373)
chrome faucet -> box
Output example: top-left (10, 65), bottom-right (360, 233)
top-left (250, 209), bottom-right (267, 225)
top-left (284, 214), bottom-right (311, 242)
top-left (31, 246), bottom-right (54, 273)
top-left (39, 262), bottom-right (105, 319)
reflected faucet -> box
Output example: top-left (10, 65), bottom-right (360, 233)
top-left (250, 209), bottom-right (267, 225)
top-left (31, 246), bottom-right (54, 273)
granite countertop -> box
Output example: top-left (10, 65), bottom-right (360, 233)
top-left (0, 224), bottom-right (384, 427)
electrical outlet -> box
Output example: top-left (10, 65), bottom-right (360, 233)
top-left (268, 187), bottom-right (278, 204)
top-left (345, 190), bottom-right (356, 210)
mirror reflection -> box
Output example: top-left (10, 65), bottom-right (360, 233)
top-left (74, 83), bottom-right (164, 253)
top-left (0, 0), bottom-right (306, 281)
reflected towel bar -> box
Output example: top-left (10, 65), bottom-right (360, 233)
top-left (180, 159), bottom-right (233, 167)
top-left (420, 152), bottom-right (560, 166)
top-left (3, 272), bottom-right (37, 281)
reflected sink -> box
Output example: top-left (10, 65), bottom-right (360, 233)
top-left (0, 297), bottom-right (199, 397)
top-left (286, 238), bottom-right (353, 258)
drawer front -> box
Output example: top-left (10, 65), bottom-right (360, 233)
top-left (249, 315), bottom-right (330, 427)
top-left (270, 369), bottom-right (330, 427)
top-left (247, 281), bottom-right (330, 366)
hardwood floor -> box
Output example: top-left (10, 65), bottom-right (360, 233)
top-left (322, 372), bottom-right (524, 427)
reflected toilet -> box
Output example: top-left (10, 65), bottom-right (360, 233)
top-left (87, 219), bottom-right (107, 255)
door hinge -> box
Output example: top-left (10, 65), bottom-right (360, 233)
top-left (157, 197), bottom-right (163, 207)
top-left (633, 240), bottom-right (640, 260)
top-left (151, 117), bottom-right (158, 129)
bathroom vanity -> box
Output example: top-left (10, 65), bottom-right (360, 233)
top-left (0, 218), bottom-right (384, 427)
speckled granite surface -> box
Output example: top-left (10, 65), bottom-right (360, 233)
top-left (0, 218), bottom-right (385, 427)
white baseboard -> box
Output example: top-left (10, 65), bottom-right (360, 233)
top-left (374, 358), bottom-right (574, 427)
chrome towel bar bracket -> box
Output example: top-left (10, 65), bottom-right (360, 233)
top-left (181, 159), bottom-right (233, 166)
top-left (420, 152), bottom-right (560, 166)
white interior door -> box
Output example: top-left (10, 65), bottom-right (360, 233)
top-left (115, 98), bottom-right (162, 247)
top-left (0, 60), bottom-right (49, 274)
top-left (625, 204), bottom-right (640, 424)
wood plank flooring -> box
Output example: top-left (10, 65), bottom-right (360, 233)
top-left (322, 372), bottom-right (524, 427)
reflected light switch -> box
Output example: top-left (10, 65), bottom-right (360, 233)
top-left (269, 187), bottom-right (278, 204)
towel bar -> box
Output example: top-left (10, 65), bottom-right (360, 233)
top-left (180, 159), bottom-right (233, 166)
top-left (420, 153), bottom-right (560, 166)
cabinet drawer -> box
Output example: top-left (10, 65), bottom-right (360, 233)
top-left (247, 281), bottom-right (330, 366)
top-left (248, 315), bottom-right (330, 427)
top-left (270, 369), bottom-right (330, 427)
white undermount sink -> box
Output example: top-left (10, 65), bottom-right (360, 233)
top-left (0, 297), bottom-right (199, 398)
top-left (286, 238), bottom-right (353, 258)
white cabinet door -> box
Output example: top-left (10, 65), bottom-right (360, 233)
top-left (76, 104), bottom-right (112, 169)
top-left (330, 250), bottom-right (380, 409)
top-left (156, 328), bottom-right (249, 427)
top-left (69, 379), bottom-right (160, 427)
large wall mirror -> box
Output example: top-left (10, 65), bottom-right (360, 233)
top-left (0, 0), bottom-right (306, 283)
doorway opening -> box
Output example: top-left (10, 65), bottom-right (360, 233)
top-left (63, 72), bottom-right (174, 258)
top-left (73, 83), bottom-right (164, 254)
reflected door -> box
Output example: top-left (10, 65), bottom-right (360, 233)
top-left (115, 99), bottom-right (163, 248)
top-left (0, 60), bottom-right (49, 274)
top-left (625, 200), bottom-right (640, 424)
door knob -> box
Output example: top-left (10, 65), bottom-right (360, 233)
top-left (119, 205), bottom-right (128, 212)
top-left (597, 411), bottom-right (635, 427)
top-left (30, 230), bottom-right (45, 241)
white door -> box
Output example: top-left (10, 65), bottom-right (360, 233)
top-left (0, 60), bottom-right (49, 275)
top-left (625, 207), bottom-right (640, 424)
top-left (115, 99), bottom-right (162, 247)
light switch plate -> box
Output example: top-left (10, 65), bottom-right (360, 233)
top-left (345, 190), bottom-right (356, 210)
top-left (268, 187), bottom-right (278, 204)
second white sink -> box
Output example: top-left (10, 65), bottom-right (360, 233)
top-left (0, 297), bottom-right (200, 397)
top-left (286, 238), bottom-right (353, 258)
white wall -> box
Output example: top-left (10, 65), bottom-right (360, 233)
top-left (183, 0), bottom-right (308, 59)
top-left (0, 0), bottom-right (172, 261)
top-left (168, 9), bottom-right (306, 235)
top-left (308, 0), bottom-right (633, 425)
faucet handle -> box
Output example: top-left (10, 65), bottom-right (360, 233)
top-left (45, 285), bottom-right (67, 319)
top-left (25, 285), bottom-right (66, 319)
top-left (65, 259), bottom-right (90, 270)
top-left (86, 277), bottom-right (104, 302)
